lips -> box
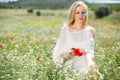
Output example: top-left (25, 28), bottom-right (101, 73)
top-left (79, 18), bottom-right (83, 20)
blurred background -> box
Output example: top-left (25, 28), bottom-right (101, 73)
top-left (0, 0), bottom-right (120, 80)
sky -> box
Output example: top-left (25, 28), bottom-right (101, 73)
top-left (0, 0), bottom-right (120, 3)
top-left (0, 0), bottom-right (18, 2)
top-left (85, 0), bottom-right (120, 3)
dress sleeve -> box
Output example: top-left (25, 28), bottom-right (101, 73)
top-left (53, 27), bottom-right (66, 65)
top-left (84, 30), bottom-right (95, 58)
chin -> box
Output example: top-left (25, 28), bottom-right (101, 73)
top-left (78, 20), bottom-right (83, 23)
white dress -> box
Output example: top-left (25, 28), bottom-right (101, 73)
top-left (53, 25), bottom-right (95, 75)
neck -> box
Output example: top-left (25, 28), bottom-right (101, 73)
top-left (73, 22), bottom-right (83, 29)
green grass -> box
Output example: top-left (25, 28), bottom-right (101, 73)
top-left (0, 9), bottom-right (120, 80)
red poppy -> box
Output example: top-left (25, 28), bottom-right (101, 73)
top-left (70, 48), bottom-right (83, 57)
top-left (0, 44), bottom-right (3, 48)
top-left (36, 57), bottom-right (41, 61)
top-left (63, 48), bottom-right (83, 64)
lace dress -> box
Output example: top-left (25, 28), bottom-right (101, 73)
top-left (53, 25), bottom-right (95, 74)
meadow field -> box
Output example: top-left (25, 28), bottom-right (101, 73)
top-left (0, 9), bottom-right (120, 80)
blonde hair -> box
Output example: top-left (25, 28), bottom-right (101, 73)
top-left (67, 1), bottom-right (88, 28)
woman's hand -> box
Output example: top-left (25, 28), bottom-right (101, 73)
top-left (61, 53), bottom-right (72, 60)
top-left (85, 65), bottom-right (103, 80)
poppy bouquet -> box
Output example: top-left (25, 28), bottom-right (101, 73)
top-left (63, 48), bottom-right (84, 64)
top-left (69, 48), bottom-right (83, 57)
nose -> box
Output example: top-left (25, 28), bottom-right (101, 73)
top-left (78, 13), bottom-right (84, 17)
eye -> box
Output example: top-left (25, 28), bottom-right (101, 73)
top-left (82, 12), bottom-right (86, 15)
top-left (76, 12), bottom-right (80, 14)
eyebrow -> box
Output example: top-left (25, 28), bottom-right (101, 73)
top-left (75, 10), bottom-right (86, 12)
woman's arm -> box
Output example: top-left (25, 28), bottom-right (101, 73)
top-left (85, 53), bottom-right (94, 70)
top-left (90, 26), bottom-right (96, 38)
top-left (53, 26), bottom-right (71, 64)
top-left (85, 26), bottom-right (96, 70)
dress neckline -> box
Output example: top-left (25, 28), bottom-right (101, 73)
top-left (66, 26), bottom-right (88, 33)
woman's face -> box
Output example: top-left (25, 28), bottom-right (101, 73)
top-left (74, 6), bottom-right (87, 23)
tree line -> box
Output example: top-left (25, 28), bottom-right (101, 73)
top-left (0, 0), bottom-right (120, 11)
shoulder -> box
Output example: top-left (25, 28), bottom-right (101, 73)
top-left (59, 23), bottom-right (67, 35)
top-left (60, 23), bottom-right (68, 31)
top-left (87, 26), bottom-right (96, 38)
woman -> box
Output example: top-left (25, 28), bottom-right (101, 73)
top-left (53, 1), bottom-right (102, 79)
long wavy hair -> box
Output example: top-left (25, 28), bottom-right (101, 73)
top-left (67, 1), bottom-right (88, 28)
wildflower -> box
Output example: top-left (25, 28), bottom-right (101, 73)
top-left (36, 57), bottom-right (41, 61)
top-left (0, 44), bottom-right (3, 48)
top-left (110, 36), bottom-right (112, 40)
